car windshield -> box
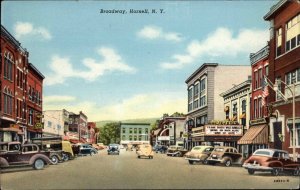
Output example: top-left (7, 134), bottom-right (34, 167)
top-left (253, 150), bottom-right (271, 156)
top-left (214, 148), bottom-right (224, 152)
top-left (191, 147), bottom-right (203, 152)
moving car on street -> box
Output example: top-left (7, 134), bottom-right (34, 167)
top-left (185, 146), bottom-right (214, 165)
top-left (207, 146), bottom-right (243, 167)
top-left (243, 149), bottom-right (300, 176)
top-left (0, 142), bottom-right (51, 170)
top-left (72, 144), bottom-right (98, 156)
top-left (107, 144), bottom-right (120, 155)
top-left (166, 145), bottom-right (188, 157)
top-left (137, 144), bottom-right (153, 159)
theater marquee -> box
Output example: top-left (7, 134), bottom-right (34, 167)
top-left (205, 125), bottom-right (243, 136)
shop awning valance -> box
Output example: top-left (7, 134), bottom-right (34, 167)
top-left (237, 125), bottom-right (268, 145)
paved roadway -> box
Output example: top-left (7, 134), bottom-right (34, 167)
top-left (1, 149), bottom-right (299, 189)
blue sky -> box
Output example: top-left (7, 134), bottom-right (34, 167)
top-left (1, 0), bottom-right (277, 121)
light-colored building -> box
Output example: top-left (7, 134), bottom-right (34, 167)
top-left (42, 110), bottom-right (68, 137)
top-left (185, 63), bottom-right (251, 149)
top-left (120, 123), bottom-right (150, 146)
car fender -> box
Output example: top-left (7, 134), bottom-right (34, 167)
top-left (29, 154), bottom-right (51, 165)
top-left (0, 157), bottom-right (9, 167)
top-left (267, 161), bottom-right (283, 168)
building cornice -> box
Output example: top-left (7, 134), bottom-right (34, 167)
top-left (1, 25), bottom-right (27, 54)
top-left (29, 63), bottom-right (45, 79)
top-left (185, 63), bottom-right (218, 84)
top-left (264, 0), bottom-right (289, 20)
top-left (250, 45), bottom-right (269, 65)
top-left (220, 79), bottom-right (252, 97)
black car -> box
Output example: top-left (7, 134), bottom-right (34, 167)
top-left (107, 144), bottom-right (120, 155)
top-left (72, 144), bottom-right (98, 156)
top-left (154, 145), bottom-right (168, 153)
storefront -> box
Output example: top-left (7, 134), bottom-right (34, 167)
top-left (237, 118), bottom-right (269, 158)
top-left (191, 124), bottom-right (243, 148)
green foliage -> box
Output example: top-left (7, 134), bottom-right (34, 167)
top-left (98, 122), bottom-right (121, 145)
top-left (151, 120), bottom-right (160, 131)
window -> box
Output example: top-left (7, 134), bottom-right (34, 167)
top-left (4, 52), bottom-right (14, 81)
top-left (258, 97), bottom-right (262, 118)
top-left (254, 71), bottom-right (258, 89)
top-left (286, 13), bottom-right (300, 52)
top-left (286, 68), bottom-right (300, 85)
top-left (122, 135), bottom-right (126, 140)
top-left (258, 69), bottom-right (263, 87)
top-left (276, 77), bottom-right (282, 101)
top-left (129, 135), bottom-right (132, 141)
top-left (122, 128), bottom-right (126, 134)
top-left (254, 99), bottom-right (257, 119)
top-left (289, 124), bottom-right (300, 147)
top-left (134, 128), bottom-right (137, 134)
top-left (145, 128), bottom-right (148, 134)
top-left (193, 100), bottom-right (199, 109)
top-left (134, 136), bottom-right (137, 141)
top-left (276, 28), bottom-right (282, 56)
top-left (232, 103), bottom-right (237, 120)
top-left (199, 77), bottom-right (206, 108)
top-left (129, 128), bottom-right (133, 134)
top-left (138, 128), bottom-right (142, 134)
top-left (194, 83), bottom-right (199, 99)
top-left (265, 65), bottom-right (269, 77)
top-left (241, 100), bottom-right (246, 113)
top-left (188, 87), bottom-right (193, 112)
top-left (3, 88), bottom-right (13, 115)
top-left (138, 136), bottom-right (142, 141)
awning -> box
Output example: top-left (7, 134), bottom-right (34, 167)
top-left (153, 129), bottom-right (161, 136)
top-left (0, 127), bottom-right (20, 132)
top-left (238, 125), bottom-right (268, 145)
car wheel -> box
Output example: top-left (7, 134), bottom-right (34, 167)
top-left (33, 159), bottom-right (45, 170)
top-left (224, 158), bottom-right (232, 167)
top-left (203, 158), bottom-right (208, 165)
top-left (138, 156), bottom-right (140, 159)
top-left (90, 151), bottom-right (96, 156)
top-left (271, 168), bottom-right (280, 176)
top-left (248, 169), bottom-right (255, 175)
top-left (293, 167), bottom-right (300, 176)
top-left (188, 160), bottom-right (194, 165)
top-left (63, 153), bottom-right (70, 161)
top-left (50, 155), bottom-right (59, 165)
top-left (177, 152), bottom-right (182, 157)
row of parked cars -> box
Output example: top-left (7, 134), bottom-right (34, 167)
top-left (156, 145), bottom-right (300, 176)
top-left (0, 137), bottom-right (102, 170)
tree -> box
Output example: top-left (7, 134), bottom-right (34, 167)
top-left (99, 122), bottom-right (121, 145)
top-left (151, 120), bottom-right (160, 131)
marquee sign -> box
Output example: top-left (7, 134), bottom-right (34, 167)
top-left (205, 125), bottom-right (242, 136)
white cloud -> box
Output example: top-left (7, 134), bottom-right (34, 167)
top-left (44, 47), bottom-right (137, 86)
top-left (160, 27), bottom-right (269, 69)
top-left (14, 22), bottom-right (52, 40)
top-left (44, 95), bottom-right (76, 104)
top-left (137, 25), bottom-right (182, 42)
top-left (43, 92), bottom-right (186, 121)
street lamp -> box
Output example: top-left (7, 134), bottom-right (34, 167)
top-left (273, 79), bottom-right (296, 162)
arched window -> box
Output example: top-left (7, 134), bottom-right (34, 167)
top-left (4, 52), bottom-right (14, 81)
top-left (3, 87), bottom-right (13, 115)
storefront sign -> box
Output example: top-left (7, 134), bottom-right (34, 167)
top-left (205, 125), bottom-right (242, 136)
top-left (250, 118), bottom-right (267, 125)
top-left (158, 136), bottom-right (170, 141)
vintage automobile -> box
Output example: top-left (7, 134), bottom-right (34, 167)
top-left (137, 144), bottom-right (154, 159)
top-left (96, 143), bottom-right (107, 150)
top-left (153, 145), bottom-right (168, 153)
top-left (206, 146), bottom-right (243, 167)
top-left (242, 149), bottom-right (300, 176)
top-left (31, 137), bottom-right (64, 165)
top-left (166, 146), bottom-right (189, 157)
top-left (72, 144), bottom-right (98, 156)
top-left (0, 142), bottom-right (51, 170)
top-left (185, 146), bottom-right (214, 165)
top-left (61, 140), bottom-right (75, 161)
top-left (107, 144), bottom-right (120, 155)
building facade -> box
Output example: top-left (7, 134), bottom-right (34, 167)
top-left (0, 25), bottom-right (44, 143)
top-left (42, 110), bottom-right (68, 137)
top-left (185, 63), bottom-right (251, 148)
top-left (264, 0), bottom-right (300, 160)
top-left (120, 123), bottom-right (150, 146)
top-left (87, 122), bottom-right (96, 144)
top-left (68, 111), bottom-right (88, 143)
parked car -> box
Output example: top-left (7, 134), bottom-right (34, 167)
top-left (107, 144), bottom-right (120, 155)
top-left (166, 146), bottom-right (189, 157)
top-left (0, 142), bottom-right (51, 170)
top-left (72, 144), bottom-right (98, 156)
top-left (207, 146), bottom-right (243, 167)
top-left (185, 146), bottom-right (214, 165)
top-left (31, 137), bottom-right (65, 165)
top-left (137, 144), bottom-right (153, 159)
top-left (243, 149), bottom-right (300, 176)
top-left (61, 140), bottom-right (75, 161)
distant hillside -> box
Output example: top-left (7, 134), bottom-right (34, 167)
top-left (96, 118), bottom-right (159, 128)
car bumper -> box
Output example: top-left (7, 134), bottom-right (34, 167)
top-left (185, 157), bottom-right (201, 161)
top-left (242, 163), bottom-right (273, 171)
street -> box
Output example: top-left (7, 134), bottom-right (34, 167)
top-left (1, 149), bottom-right (299, 190)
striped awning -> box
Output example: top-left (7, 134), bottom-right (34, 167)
top-left (237, 125), bottom-right (268, 145)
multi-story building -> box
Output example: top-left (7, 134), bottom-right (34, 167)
top-left (185, 63), bottom-right (251, 148)
top-left (68, 111), bottom-right (88, 143)
top-left (151, 116), bottom-right (186, 147)
top-left (264, 0), bottom-right (300, 160)
top-left (26, 63), bottom-right (44, 140)
top-left (42, 110), bottom-right (69, 137)
top-left (120, 123), bottom-right (150, 146)
top-left (87, 122), bottom-right (96, 143)
top-left (237, 45), bottom-right (270, 158)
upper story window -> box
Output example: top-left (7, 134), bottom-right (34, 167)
top-left (122, 128), bottom-right (126, 134)
top-left (188, 87), bottom-right (193, 102)
top-left (275, 77), bottom-right (282, 101)
top-left (129, 128), bottom-right (133, 134)
top-left (199, 77), bottom-right (207, 108)
top-left (286, 68), bottom-right (300, 85)
top-left (265, 65), bottom-right (269, 77)
top-left (286, 13), bottom-right (300, 52)
top-left (241, 100), bottom-right (246, 113)
top-left (276, 28), bottom-right (282, 57)
top-left (258, 68), bottom-right (263, 88)
top-left (3, 88), bottom-right (13, 115)
top-left (4, 52), bottom-right (14, 81)
top-left (254, 71), bottom-right (258, 89)
top-left (194, 82), bottom-right (199, 99)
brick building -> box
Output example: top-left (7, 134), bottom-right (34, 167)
top-left (0, 25), bottom-right (45, 142)
top-left (68, 111), bottom-right (88, 143)
top-left (264, 0), bottom-right (300, 160)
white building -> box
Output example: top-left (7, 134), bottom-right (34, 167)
top-left (42, 110), bottom-right (69, 137)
